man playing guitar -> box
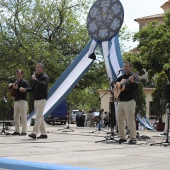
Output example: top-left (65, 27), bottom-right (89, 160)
top-left (9, 69), bottom-right (29, 136)
top-left (115, 61), bottom-right (139, 144)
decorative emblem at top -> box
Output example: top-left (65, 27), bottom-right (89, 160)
top-left (87, 0), bottom-right (124, 42)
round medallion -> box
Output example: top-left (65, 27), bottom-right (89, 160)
top-left (87, 0), bottom-right (124, 42)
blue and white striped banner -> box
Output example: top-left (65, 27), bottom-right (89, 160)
top-left (100, 35), bottom-right (124, 84)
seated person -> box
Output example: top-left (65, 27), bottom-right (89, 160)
top-left (84, 110), bottom-right (95, 127)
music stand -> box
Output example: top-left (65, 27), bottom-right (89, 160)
top-left (150, 103), bottom-right (170, 147)
top-left (0, 79), bottom-right (10, 135)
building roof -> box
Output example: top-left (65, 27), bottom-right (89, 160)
top-left (134, 13), bottom-right (164, 21)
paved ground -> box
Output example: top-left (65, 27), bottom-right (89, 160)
top-left (0, 123), bottom-right (170, 170)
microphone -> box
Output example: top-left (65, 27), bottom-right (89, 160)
top-left (31, 72), bottom-right (37, 80)
top-left (116, 68), bottom-right (123, 73)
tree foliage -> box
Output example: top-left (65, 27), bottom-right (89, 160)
top-left (128, 12), bottom-right (170, 119)
top-left (151, 71), bottom-right (168, 122)
top-left (135, 82), bottom-right (146, 117)
top-left (0, 0), bottom-right (95, 112)
top-left (119, 24), bottom-right (134, 52)
top-left (0, 0), bottom-right (92, 78)
top-left (133, 12), bottom-right (170, 80)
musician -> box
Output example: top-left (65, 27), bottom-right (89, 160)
top-left (115, 61), bottom-right (138, 144)
top-left (10, 69), bottom-right (29, 135)
top-left (20, 63), bottom-right (49, 139)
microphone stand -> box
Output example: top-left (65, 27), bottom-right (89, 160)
top-left (95, 71), bottom-right (122, 143)
top-left (0, 79), bottom-right (11, 135)
top-left (57, 103), bottom-right (74, 132)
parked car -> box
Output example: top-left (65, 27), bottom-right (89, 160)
top-left (69, 110), bottom-right (86, 123)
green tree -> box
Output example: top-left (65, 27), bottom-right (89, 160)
top-left (135, 82), bottom-right (146, 117)
top-left (151, 71), bottom-right (168, 122)
top-left (123, 51), bottom-right (146, 78)
top-left (0, 0), bottom-right (93, 112)
top-left (133, 12), bottom-right (170, 81)
top-left (119, 24), bottom-right (135, 52)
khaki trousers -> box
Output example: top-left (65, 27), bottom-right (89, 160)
top-left (14, 100), bottom-right (27, 133)
top-left (33, 99), bottom-right (47, 136)
top-left (117, 99), bottom-right (136, 140)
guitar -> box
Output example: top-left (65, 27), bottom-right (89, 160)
top-left (9, 79), bottom-right (22, 98)
top-left (114, 71), bottom-right (139, 99)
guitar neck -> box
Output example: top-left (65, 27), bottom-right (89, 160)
top-left (120, 72), bottom-right (138, 87)
top-left (121, 79), bottom-right (129, 87)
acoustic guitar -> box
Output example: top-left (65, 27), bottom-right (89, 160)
top-left (114, 72), bottom-right (139, 99)
top-left (9, 79), bottom-right (21, 98)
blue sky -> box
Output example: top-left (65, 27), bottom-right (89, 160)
top-left (120, 0), bottom-right (167, 51)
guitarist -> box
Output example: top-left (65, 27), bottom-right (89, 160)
top-left (9, 69), bottom-right (29, 136)
top-left (115, 61), bottom-right (138, 144)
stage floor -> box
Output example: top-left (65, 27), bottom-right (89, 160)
top-left (0, 124), bottom-right (170, 170)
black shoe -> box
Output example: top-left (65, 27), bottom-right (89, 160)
top-left (19, 133), bottom-right (27, 136)
top-left (128, 139), bottom-right (137, 144)
top-left (37, 135), bottom-right (48, 139)
top-left (118, 139), bottom-right (127, 144)
top-left (11, 132), bottom-right (20, 135)
top-left (28, 133), bottom-right (36, 139)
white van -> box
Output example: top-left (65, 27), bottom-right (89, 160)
top-left (69, 110), bottom-right (86, 123)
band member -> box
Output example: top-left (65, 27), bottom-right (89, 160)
top-left (160, 81), bottom-right (170, 136)
top-left (9, 69), bottom-right (29, 135)
top-left (20, 63), bottom-right (49, 139)
top-left (115, 61), bottom-right (138, 144)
